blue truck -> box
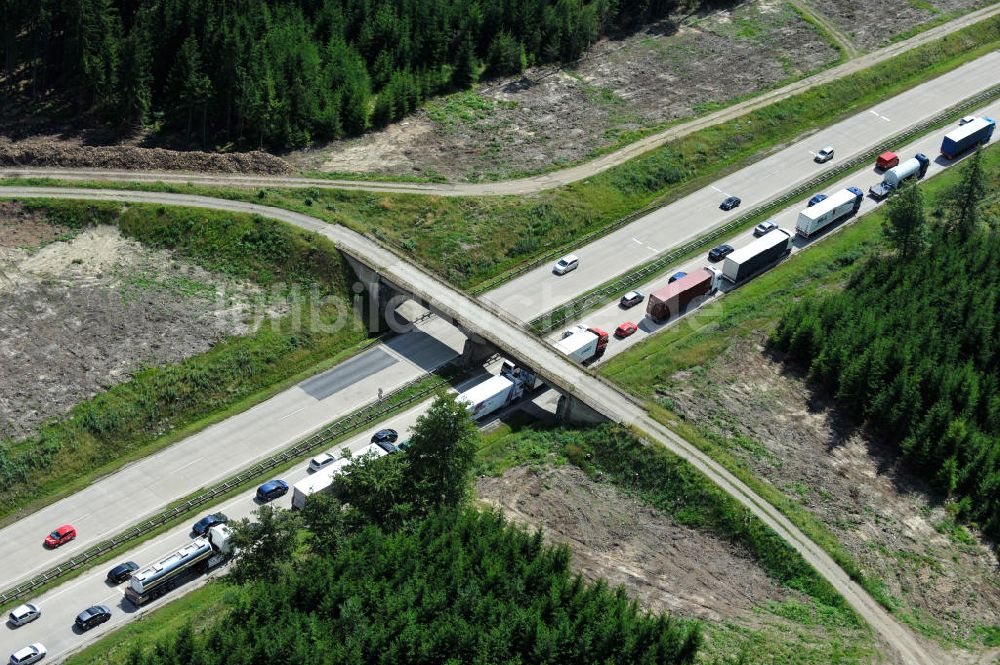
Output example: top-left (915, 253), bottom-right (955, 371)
top-left (940, 117), bottom-right (995, 160)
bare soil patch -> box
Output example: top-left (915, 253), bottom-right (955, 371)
top-left (0, 215), bottom-right (280, 441)
top-left (290, 1), bottom-right (839, 181)
top-left (811, 0), bottom-right (988, 50)
top-left (662, 336), bottom-right (1000, 653)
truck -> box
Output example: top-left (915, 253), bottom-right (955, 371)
top-left (940, 117), bottom-right (995, 159)
top-left (291, 444), bottom-right (388, 509)
top-left (555, 327), bottom-right (609, 364)
top-left (796, 186), bottom-right (864, 236)
top-left (722, 229), bottom-right (793, 283)
top-left (868, 154), bottom-right (929, 200)
top-left (125, 525), bottom-right (233, 606)
top-left (457, 361), bottom-right (542, 420)
top-left (645, 267), bottom-right (722, 322)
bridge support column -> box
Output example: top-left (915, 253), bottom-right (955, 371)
top-left (461, 337), bottom-right (498, 369)
top-left (555, 394), bottom-right (608, 425)
top-left (345, 255), bottom-right (410, 334)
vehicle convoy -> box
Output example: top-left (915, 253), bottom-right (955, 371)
top-left (457, 361), bottom-right (542, 421)
top-left (554, 326), bottom-right (609, 364)
top-left (940, 117), bottom-right (995, 159)
top-left (796, 187), bottom-right (864, 236)
top-left (125, 525), bottom-right (233, 606)
top-left (645, 267), bottom-right (723, 322)
top-left (291, 444), bottom-right (388, 509)
top-left (723, 229), bottom-right (794, 283)
top-left (868, 154), bottom-right (929, 199)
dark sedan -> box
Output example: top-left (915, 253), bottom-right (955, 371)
top-left (708, 244), bottom-right (734, 262)
top-left (720, 196), bottom-right (741, 211)
top-left (107, 561), bottom-right (139, 584)
top-left (192, 512), bottom-right (229, 537)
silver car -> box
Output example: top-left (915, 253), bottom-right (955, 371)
top-left (814, 145), bottom-right (834, 163)
top-left (308, 452), bottom-right (338, 473)
top-left (9, 643), bottom-right (46, 665)
top-left (7, 604), bottom-right (40, 627)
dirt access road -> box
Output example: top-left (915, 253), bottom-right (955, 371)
top-left (0, 185), bottom-right (940, 665)
top-left (2, 2), bottom-right (999, 197)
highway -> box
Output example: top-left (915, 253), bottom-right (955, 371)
top-left (0, 314), bottom-right (465, 591)
top-left (570, 98), bottom-right (1000, 360)
top-left (483, 49), bottom-right (1000, 322)
top-left (1, 3), bottom-right (997, 198)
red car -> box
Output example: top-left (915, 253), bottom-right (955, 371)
top-left (44, 524), bottom-right (77, 548)
top-left (614, 322), bottom-right (638, 338)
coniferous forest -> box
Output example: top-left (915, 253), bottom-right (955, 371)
top-left (0, 0), bottom-right (688, 148)
top-left (772, 151), bottom-right (1000, 542)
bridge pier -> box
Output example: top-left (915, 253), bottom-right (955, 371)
top-left (461, 337), bottom-right (498, 369)
top-left (555, 394), bottom-right (608, 425)
top-left (345, 255), bottom-right (411, 334)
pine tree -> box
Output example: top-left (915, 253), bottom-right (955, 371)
top-left (946, 148), bottom-right (987, 239)
top-left (166, 35), bottom-right (212, 144)
top-left (883, 181), bottom-right (928, 259)
top-left (406, 392), bottom-right (478, 512)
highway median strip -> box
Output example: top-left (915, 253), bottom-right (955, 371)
top-left (528, 82), bottom-right (1000, 334)
top-left (0, 363), bottom-right (466, 609)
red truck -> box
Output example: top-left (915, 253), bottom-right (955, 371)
top-left (645, 267), bottom-right (722, 322)
top-left (875, 151), bottom-right (898, 171)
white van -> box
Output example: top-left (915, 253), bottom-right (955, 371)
top-left (552, 254), bottom-right (579, 275)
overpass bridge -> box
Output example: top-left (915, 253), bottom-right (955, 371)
top-left (0, 186), bottom-right (936, 665)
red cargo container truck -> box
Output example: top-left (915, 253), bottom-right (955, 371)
top-left (645, 267), bottom-right (722, 322)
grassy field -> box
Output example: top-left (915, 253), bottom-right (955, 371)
top-left (600, 144), bottom-right (1000, 625)
top-left (0, 201), bottom-right (370, 522)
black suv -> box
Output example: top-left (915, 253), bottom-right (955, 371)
top-left (107, 561), bottom-right (139, 584)
top-left (192, 512), bottom-right (229, 537)
top-left (708, 244), bottom-right (734, 262)
top-left (371, 429), bottom-right (398, 445)
top-left (75, 605), bottom-right (112, 631)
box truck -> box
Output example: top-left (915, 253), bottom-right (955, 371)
top-left (457, 361), bottom-right (542, 420)
top-left (645, 267), bottom-right (722, 322)
top-left (555, 327), bottom-right (609, 363)
top-left (291, 444), bottom-right (388, 509)
top-left (868, 154), bottom-right (929, 199)
top-left (722, 229), bottom-right (793, 283)
top-left (796, 187), bottom-right (864, 236)
top-left (940, 117), bottom-right (995, 159)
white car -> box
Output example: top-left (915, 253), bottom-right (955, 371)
top-left (552, 254), bottom-right (579, 275)
top-left (959, 115), bottom-right (976, 125)
top-left (9, 643), bottom-right (46, 665)
top-left (814, 145), bottom-right (834, 163)
top-left (308, 452), bottom-right (338, 473)
top-left (7, 603), bottom-right (41, 627)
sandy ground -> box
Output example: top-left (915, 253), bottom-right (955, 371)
top-left (812, 0), bottom-right (989, 49)
top-left (0, 208), bottom-right (281, 441)
top-left (661, 336), bottom-right (1000, 658)
top-left (290, 1), bottom-right (839, 181)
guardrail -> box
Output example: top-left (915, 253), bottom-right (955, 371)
top-left (0, 366), bottom-right (458, 607)
top-left (527, 83), bottom-right (1000, 333)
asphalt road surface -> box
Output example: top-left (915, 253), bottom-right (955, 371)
top-left (0, 315), bottom-right (466, 591)
top-left (569, 98), bottom-right (1000, 362)
top-left (483, 50), bottom-right (1000, 322)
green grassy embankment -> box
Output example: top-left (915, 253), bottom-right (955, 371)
top-left (0, 201), bottom-right (369, 522)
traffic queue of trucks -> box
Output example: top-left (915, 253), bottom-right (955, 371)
top-left (795, 187), bottom-right (864, 236)
top-left (457, 361), bottom-right (542, 421)
top-left (645, 267), bottom-right (722, 322)
top-left (940, 117), bottom-right (995, 159)
top-left (555, 326), bottom-right (609, 363)
top-left (869, 154), bottom-right (929, 199)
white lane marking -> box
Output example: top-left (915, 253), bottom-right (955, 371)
top-left (280, 406), bottom-right (307, 420)
top-left (632, 237), bottom-right (643, 245)
top-left (710, 185), bottom-right (723, 193)
top-left (869, 109), bottom-right (880, 117)
top-left (869, 109), bottom-right (890, 122)
top-left (173, 457), bottom-right (204, 474)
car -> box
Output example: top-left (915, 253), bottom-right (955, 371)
top-left (308, 452), bottom-right (338, 472)
top-left (876, 151), bottom-right (898, 170)
top-left (753, 220), bottom-right (778, 237)
top-left (708, 244), bottom-right (734, 262)
top-left (44, 524), bottom-right (76, 548)
top-left (807, 193), bottom-right (827, 207)
top-left (374, 439), bottom-right (399, 454)
top-left (191, 512), bottom-right (228, 537)
top-left (75, 605), bottom-right (111, 631)
top-left (397, 439), bottom-right (412, 452)
top-left (256, 479), bottom-right (289, 502)
top-left (9, 643), bottom-right (46, 665)
top-left (106, 561), bottom-right (139, 584)
top-left (667, 271), bottom-right (687, 284)
top-left (552, 254), bottom-right (579, 275)
top-left (959, 115), bottom-right (976, 125)
top-left (371, 429), bottom-right (398, 445)
top-left (614, 322), bottom-right (638, 338)
top-left (720, 196), bottom-right (741, 211)
top-left (814, 146), bottom-right (834, 163)
top-left (7, 603), bottom-right (41, 627)
top-left (619, 291), bottom-right (644, 308)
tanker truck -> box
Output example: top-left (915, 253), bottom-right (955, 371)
top-left (869, 154), bottom-right (929, 200)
